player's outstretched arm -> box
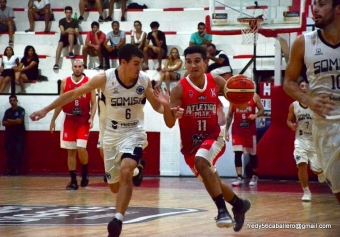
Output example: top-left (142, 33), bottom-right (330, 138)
top-left (30, 74), bottom-right (105, 121)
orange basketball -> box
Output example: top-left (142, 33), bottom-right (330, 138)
top-left (224, 74), bottom-right (255, 105)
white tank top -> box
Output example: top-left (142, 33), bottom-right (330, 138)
top-left (103, 68), bottom-right (149, 147)
top-left (2, 55), bottom-right (18, 69)
top-left (304, 30), bottom-right (340, 120)
top-left (133, 31), bottom-right (146, 46)
top-left (293, 101), bottom-right (314, 149)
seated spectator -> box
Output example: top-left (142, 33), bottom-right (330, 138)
top-left (25, 0), bottom-right (52, 33)
top-left (53, 6), bottom-right (79, 70)
top-left (143, 21), bottom-right (167, 71)
top-left (82, 21), bottom-right (105, 69)
top-left (206, 43), bottom-right (233, 81)
top-left (189, 22), bottom-right (212, 48)
top-left (78, 0), bottom-right (104, 22)
top-left (0, 46), bottom-right (20, 93)
top-left (130, 20), bottom-right (146, 50)
top-left (158, 47), bottom-right (182, 93)
top-left (0, 0), bottom-right (16, 45)
top-left (16, 45), bottom-right (40, 92)
top-left (105, 0), bottom-right (127, 22)
top-left (102, 20), bottom-right (126, 69)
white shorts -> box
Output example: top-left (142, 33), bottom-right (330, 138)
top-left (293, 145), bottom-right (322, 172)
top-left (104, 133), bottom-right (147, 184)
top-left (313, 120), bottom-right (340, 193)
top-left (97, 100), bottom-right (106, 149)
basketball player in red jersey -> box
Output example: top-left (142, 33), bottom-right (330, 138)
top-left (50, 60), bottom-right (96, 190)
top-left (154, 46), bottom-right (250, 232)
top-left (225, 93), bottom-right (264, 186)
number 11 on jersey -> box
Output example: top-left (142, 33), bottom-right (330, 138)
top-left (197, 120), bottom-right (207, 131)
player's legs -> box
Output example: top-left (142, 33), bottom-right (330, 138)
top-left (76, 116), bottom-right (91, 187)
top-left (232, 151), bottom-right (243, 186)
top-left (243, 135), bottom-right (257, 186)
top-left (66, 149), bottom-right (78, 190)
top-left (61, 115), bottom-right (80, 190)
top-left (313, 120), bottom-right (340, 204)
top-left (231, 132), bottom-right (244, 185)
top-left (192, 137), bottom-right (251, 231)
top-left (106, 151), bottom-right (140, 237)
top-left (294, 146), bottom-right (312, 201)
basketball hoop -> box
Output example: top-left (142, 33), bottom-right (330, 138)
top-left (237, 17), bottom-right (264, 45)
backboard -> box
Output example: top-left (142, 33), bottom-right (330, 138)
top-left (206, 0), bottom-right (307, 37)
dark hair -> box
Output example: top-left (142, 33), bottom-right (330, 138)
top-left (198, 22), bottom-right (205, 28)
top-left (112, 21), bottom-right (119, 26)
top-left (91, 21), bottom-right (99, 28)
top-left (134, 20), bottom-right (142, 26)
top-left (4, 46), bottom-right (14, 56)
top-left (297, 77), bottom-right (307, 85)
top-left (9, 94), bottom-right (17, 100)
top-left (206, 43), bottom-right (216, 49)
top-left (333, 0), bottom-right (340, 7)
top-left (24, 45), bottom-right (38, 58)
top-left (184, 46), bottom-right (207, 61)
top-left (118, 44), bottom-right (144, 63)
top-left (150, 21), bottom-right (160, 28)
top-left (64, 6), bottom-right (72, 12)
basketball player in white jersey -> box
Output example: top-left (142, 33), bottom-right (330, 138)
top-left (284, 0), bottom-right (340, 204)
top-left (30, 44), bottom-right (165, 236)
top-left (96, 90), bottom-right (146, 185)
top-left (287, 79), bottom-right (323, 201)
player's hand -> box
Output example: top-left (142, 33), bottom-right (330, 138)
top-left (306, 93), bottom-right (335, 118)
top-left (225, 132), bottom-right (230, 142)
top-left (171, 106), bottom-right (184, 119)
top-left (30, 110), bottom-right (47, 121)
top-left (50, 121), bottom-right (55, 134)
top-left (288, 122), bottom-right (297, 131)
top-left (248, 114), bottom-right (257, 120)
top-left (153, 85), bottom-right (170, 105)
top-left (88, 118), bottom-right (93, 129)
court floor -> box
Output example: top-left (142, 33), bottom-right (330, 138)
top-left (0, 176), bottom-right (339, 237)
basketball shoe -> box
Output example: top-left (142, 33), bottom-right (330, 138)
top-left (132, 159), bottom-right (145, 187)
top-left (232, 199), bottom-right (251, 232)
top-left (232, 177), bottom-right (244, 186)
top-left (214, 208), bottom-right (234, 228)
top-left (249, 175), bottom-right (258, 186)
top-left (81, 177), bottom-right (89, 187)
top-left (301, 191), bottom-right (312, 201)
top-left (66, 182), bottom-right (78, 190)
top-left (107, 218), bottom-right (122, 237)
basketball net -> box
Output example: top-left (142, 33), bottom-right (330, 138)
top-left (237, 17), bottom-right (264, 45)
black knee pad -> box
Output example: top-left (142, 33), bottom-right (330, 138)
top-left (234, 151), bottom-right (243, 167)
top-left (249, 154), bottom-right (258, 169)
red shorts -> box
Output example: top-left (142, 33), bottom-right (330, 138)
top-left (60, 114), bottom-right (90, 149)
top-left (184, 137), bottom-right (226, 177)
top-left (231, 132), bottom-right (256, 155)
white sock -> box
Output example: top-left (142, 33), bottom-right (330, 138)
top-left (115, 213), bottom-right (124, 221)
top-left (303, 187), bottom-right (310, 192)
top-left (133, 167), bottom-right (139, 177)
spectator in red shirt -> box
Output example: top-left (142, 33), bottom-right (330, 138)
top-left (82, 21), bottom-right (106, 69)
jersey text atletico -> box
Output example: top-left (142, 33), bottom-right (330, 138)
top-left (62, 76), bottom-right (91, 115)
top-left (179, 74), bottom-right (221, 156)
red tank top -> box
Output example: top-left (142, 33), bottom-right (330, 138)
top-left (179, 74), bottom-right (221, 155)
top-left (62, 76), bottom-right (91, 115)
top-left (231, 98), bottom-right (256, 134)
